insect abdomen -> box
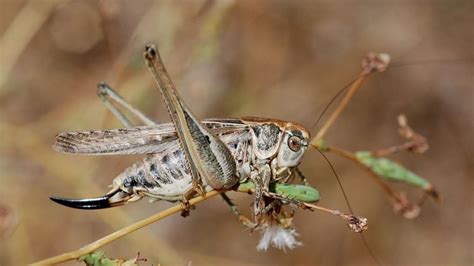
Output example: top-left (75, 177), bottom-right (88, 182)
top-left (112, 131), bottom-right (251, 201)
top-left (113, 141), bottom-right (195, 201)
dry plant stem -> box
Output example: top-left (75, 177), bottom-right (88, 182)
top-left (326, 145), bottom-right (404, 205)
top-left (301, 202), bottom-right (368, 233)
top-left (372, 141), bottom-right (419, 157)
top-left (265, 192), bottom-right (368, 233)
top-left (300, 201), bottom-right (353, 218)
top-left (312, 74), bottom-right (369, 144)
top-left (31, 190), bottom-right (222, 266)
top-left (311, 52), bottom-right (390, 145)
top-left (0, 0), bottom-right (64, 92)
top-left (33, 183), bottom-right (360, 265)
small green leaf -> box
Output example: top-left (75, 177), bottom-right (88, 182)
top-left (79, 251), bottom-right (140, 266)
top-left (80, 251), bottom-right (116, 266)
top-left (355, 151), bottom-right (431, 190)
top-left (237, 181), bottom-right (320, 203)
top-left (312, 138), bottom-right (329, 151)
top-left (236, 181), bottom-right (255, 193)
top-left (274, 183), bottom-right (320, 203)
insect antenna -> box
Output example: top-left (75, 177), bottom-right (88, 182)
top-left (310, 56), bottom-right (472, 133)
top-left (311, 79), bottom-right (355, 132)
top-left (316, 148), bottom-right (382, 266)
top-left (307, 51), bottom-right (471, 265)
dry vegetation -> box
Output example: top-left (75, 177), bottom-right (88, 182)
top-left (0, 1), bottom-right (472, 265)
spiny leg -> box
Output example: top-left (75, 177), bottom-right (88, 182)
top-left (220, 193), bottom-right (255, 228)
top-left (143, 44), bottom-right (238, 196)
top-left (295, 167), bottom-right (310, 186)
top-left (97, 72), bottom-right (239, 217)
top-left (97, 82), bottom-right (196, 214)
top-left (251, 165), bottom-right (271, 224)
top-left (97, 82), bottom-right (156, 127)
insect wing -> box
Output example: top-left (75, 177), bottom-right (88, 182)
top-left (53, 120), bottom-right (248, 155)
top-left (53, 125), bottom-right (175, 155)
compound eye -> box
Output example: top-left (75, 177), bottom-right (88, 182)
top-left (288, 136), bottom-right (302, 152)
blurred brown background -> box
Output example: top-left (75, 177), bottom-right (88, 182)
top-left (0, 0), bottom-right (472, 265)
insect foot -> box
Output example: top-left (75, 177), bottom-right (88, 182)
top-left (191, 180), bottom-right (206, 196)
top-left (179, 197), bottom-right (196, 217)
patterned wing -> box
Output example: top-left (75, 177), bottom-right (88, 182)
top-left (53, 124), bottom-right (175, 155)
top-left (53, 120), bottom-right (248, 155)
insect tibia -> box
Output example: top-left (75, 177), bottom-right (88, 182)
top-left (143, 42), bottom-right (239, 191)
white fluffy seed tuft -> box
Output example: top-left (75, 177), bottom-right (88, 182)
top-left (257, 225), bottom-right (302, 251)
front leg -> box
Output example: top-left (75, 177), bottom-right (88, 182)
top-left (251, 165), bottom-right (271, 223)
top-left (295, 167), bottom-right (310, 186)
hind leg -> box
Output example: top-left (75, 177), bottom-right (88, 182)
top-left (97, 82), bottom-right (245, 217)
top-left (96, 82), bottom-right (156, 127)
top-left (220, 193), bottom-right (256, 228)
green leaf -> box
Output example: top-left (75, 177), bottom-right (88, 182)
top-left (312, 138), bottom-right (329, 151)
top-left (79, 251), bottom-right (140, 266)
top-left (274, 183), bottom-right (320, 203)
top-left (80, 251), bottom-right (116, 266)
top-left (236, 181), bottom-right (255, 193)
top-left (355, 151), bottom-right (431, 190)
top-left (237, 181), bottom-right (320, 203)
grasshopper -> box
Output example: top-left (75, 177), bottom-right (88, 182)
top-left (51, 44), bottom-right (313, 223)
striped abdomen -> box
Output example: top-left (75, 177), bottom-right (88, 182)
top-left (112, 130), bottom-right (251, 201)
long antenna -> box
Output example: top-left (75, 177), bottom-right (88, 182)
top-left (311, 57), bottom-right (473, 132)
top-left (308, 52), bottom-right (391, 265)
top-left (316, 148), bottom-right (382, 266)
top-left (311, 79), bottom-right (355, 131)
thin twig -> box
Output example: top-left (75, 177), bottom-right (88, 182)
top-left (325, 145), bottom-right (405, 205)
top-left (0, 121), bottom-right (182, 264)
top-left (0, 0), bottom-right (64, 92)
top-left (371, 141), bottom-right (419, 157)
top-left (34, 177), bottom-right (369, 265)
top-left (311, 79), bottom-right (355, 130)
top-left (311, 53), bottom-right (390, 145)
top-left (312, 74), bottom-right (369, 144)
top-left (265, 192), bottom-right (368, 233)
top-left (372, 114), bottom-right (429, 157)
top-left (32, 190), bottom-right (222, 265)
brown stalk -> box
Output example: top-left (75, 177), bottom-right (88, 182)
top-left (371, 141), bottom-right (420, 157)
top-left (311, 53), bottom-right (390, 145)
top-left (311, 74), bottom-right (369, 144)
top-left (265, 192), bottom-right (368, 233)
top-left (308, 52), bottom-right (407, 208)
top-left (326, 145), bottom-right (405, 205)
top-left (372, 114), bottom-right (429, 157)
top-left (32, 190), bottom-right (223, 265)
top-left (33, 177), bottom-right (372, 265)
